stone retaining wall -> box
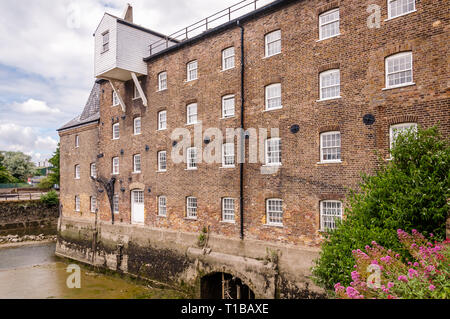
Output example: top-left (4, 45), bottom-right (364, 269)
top-left (56, 216), bottom-right (326, 299)
top-left (0, 200), bottom-right (59, 233)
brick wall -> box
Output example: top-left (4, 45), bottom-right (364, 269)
top-left (59, 123), bottom-right (99, 220)
top-left (61, 0), bottom-right (449, 247)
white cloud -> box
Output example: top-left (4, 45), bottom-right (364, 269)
top-left (13, 99), bottom-right (61, 115)
top-left (0, 123), bottom-right (57, 162)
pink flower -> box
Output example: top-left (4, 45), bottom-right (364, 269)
top-left (387, 282), bottom-right (394, 289)
top-left (408, 268), bottom-right (419, 279)
top-left (351, 271), bottom-right (360, 282)
top-left (398, 275), bottom-right (408, 282)
top-left (429, 285), bottom-right (436, 291)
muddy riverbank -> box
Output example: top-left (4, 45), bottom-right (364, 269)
top-left (0, 242), bottom-right (187, 299)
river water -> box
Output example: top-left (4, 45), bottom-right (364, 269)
top-left (0, 242), bottom-right (185, 299)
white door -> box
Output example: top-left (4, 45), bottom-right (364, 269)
top-left (131, 190), bottom-right (144, 224)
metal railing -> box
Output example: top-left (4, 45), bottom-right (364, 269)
top-left (148, 0), bottom-right (275, 56)
top-left (0, 192), bottom-right (49, 201)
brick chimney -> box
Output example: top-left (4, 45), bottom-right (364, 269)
top-left (122, 4), bottom-right (133, 23)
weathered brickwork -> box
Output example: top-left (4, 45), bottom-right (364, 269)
top-left (60, 0), bottom-right (449, 249)
top-left (59, 123), bottom-right (99, 220)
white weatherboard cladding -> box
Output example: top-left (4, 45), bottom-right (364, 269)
top-left (94, 14), bottom-right (167, 81)
top-left (116, 23), bottom-right (158, 76)
top-left (94, 14), bottom-right (117, 77)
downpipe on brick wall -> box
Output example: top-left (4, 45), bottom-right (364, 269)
top-left (237, 20), bottom-right (245, 240)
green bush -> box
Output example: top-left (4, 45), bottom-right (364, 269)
top-left (312, 126), bottom-right (450, 292)
top-left (40, 190), bottom-right (59, 207)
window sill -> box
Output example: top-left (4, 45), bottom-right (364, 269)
top-left (157, 215), bottom-right (167, 218)
top-left (132, 171), bottom-right (141, 174)
top-left (157, 88), bottom-right (167, 93)
top-left (185, 168), bottom-right (198, 171)
top-left (263, 106), bottom-right (283, 112)
top-left (184, 217), bottom-right (198, 221)
top-left (133, 133), bottom-right (141, 136)
top-left (264, 223), bottom-right (284, 228)
top-left (220, 116), bottom-right (235, 120)
top-left (185, 122), bottom-right (200, 126)
top-left (263, 52), bottom-right (282, 59)
top-left (185, 78), bottom-right (198, 83)
top-left (316, 34), bottom-right (340, 42)
top-left (384, 10), bottom-right (417, 21)
top-left (262, 164), bottom-right (282, 168)
top-left (382, 83), bottom-right (415, 91)
top-left (112, 138), bottom-right (119, 141)
top-left (157, 170), bottom-right (167, 173)
top-left (157, 128), bottom-right (167, 132)
top-left (112, 104), bottom-right (119, 107)
top-left (317, 160), bottom-right (342, 165)
top-left (316, 96), bottom-right (342, 102)
top-left (220, 166), bottom-right (236, 169)
top-left (132, 97), bottom-right (141, 101)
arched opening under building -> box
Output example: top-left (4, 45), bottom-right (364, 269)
top-left (200, 272), bottom-right (255, 299)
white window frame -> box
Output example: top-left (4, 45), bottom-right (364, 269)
top-left (222, 143), bottom-right (235, 168)
top-left (389, 123), bottom-right (417, 150)
top-left (320, 131), bottom-right (342, 163)
top-left (187, 147), bottom-right (197, 170)
top-left (320, 200), bottom-right (343, 231)
top-left (385, 52), bottom-right (414, 89)
top-left (222, 95), bottom-right (235, 118)
top-left (222, 47), bottom-right (235, 70)
top-left (186, 103), bottom-right (198, 125)
top-left (75, 135), bottom-right (79, 148)
top-left (158, 196), bottom-right (167, 217)
top-left (387, 0), bottom-right (416, 20)
top-left (112, 91), bottom-right (119, 106)
top-left (265, 30), bottom-right (281, 57)
top-left (133, 117), bottom-right (141, 135)
top-left (222, 198), bottom-right (235, 223)
top-left (113, 194), bottom-right (119, 214)
top-left (112, 123), bottom-right (120, 140)
top-left (158, 110), bottom-right (167, 130)
top-left (133, 154), bottom-right (141, 173)
top-left (90, 163), bottom-right (96, 178)
top-left (265, 83), bottom-right (282, 111)
top-left (133, 82), bottom-right (141, 100)
top-left (102, 30), bottom-right (109, 53)
top-left (112, 157), bottom-right (119, 175)
top-left (265, 138), bottom-right (282, 166)
top-left (319, 69), bottom-right (341, 100)
top-left (75, 165), bottom-right (80, 179)
top-left (90, 196), bottom-right (97, 213)
top-left (158, 151), bottom-right (167, 172)
top-left (266, 199), bottom-right (283, 226)
top-left (158, 72), bottom-right (167, 91)
top-left (187, 60), bottom-right (198, 81)
top-left (186, 197), bottom-right (197, 219)
top-left (319, 8), bottom-right (340, 41)
top-left (75, 195), bottom-right (80, 212)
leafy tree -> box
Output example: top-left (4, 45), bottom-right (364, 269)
top-left (2, 151), bottom-right (35, 182)
top-left (0, 152), bottom-right (15, 183)
top-left (312, 126), bottom-right (450, 292)
top-left (37, 145), bottom-right (60, 189)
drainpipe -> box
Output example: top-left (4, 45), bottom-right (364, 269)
top-left (237, 20), bottom-right (245, 240)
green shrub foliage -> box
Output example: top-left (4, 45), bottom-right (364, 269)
top-left (40, 190), bottom-right (59, 207)
top-left (312, 126), bottom-right (450, 291)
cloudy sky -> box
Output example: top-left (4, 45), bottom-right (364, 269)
top-left (0, 0), bottom-right (268, 164)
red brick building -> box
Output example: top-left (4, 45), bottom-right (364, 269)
top-left (57, 0), bottom-right (449, 298)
